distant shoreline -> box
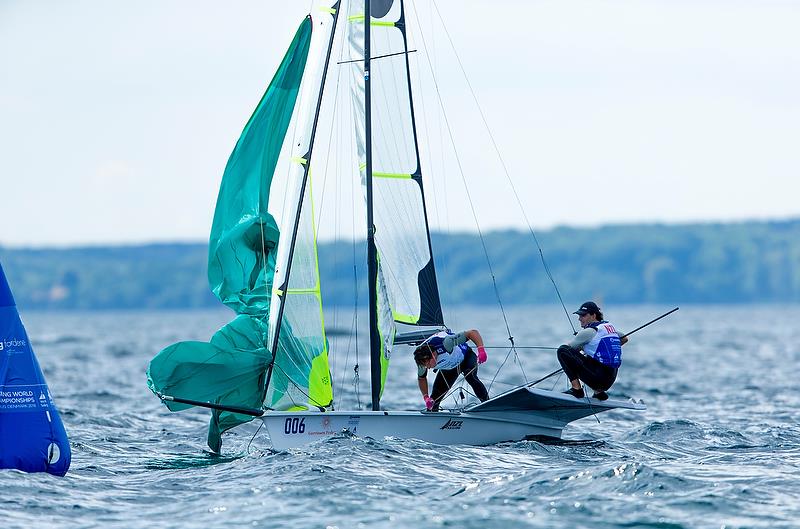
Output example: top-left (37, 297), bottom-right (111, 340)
top-left (3, 216), bottom-right (798, 251)
top-left (2, 219), bottom-right (799, 309)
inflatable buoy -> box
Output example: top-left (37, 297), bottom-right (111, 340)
top-left (0, 262), bottom-right (71, 476)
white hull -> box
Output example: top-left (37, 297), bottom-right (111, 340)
top-left (261, 387), bottom-right (645, 450)
top-left (262, 409), bottom-right (560, 450)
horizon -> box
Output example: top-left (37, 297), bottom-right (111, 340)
top-left (2, 0), bottom-right (798, 247)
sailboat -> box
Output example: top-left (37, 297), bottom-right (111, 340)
top-left (147, 0), bottom-right (644, 452)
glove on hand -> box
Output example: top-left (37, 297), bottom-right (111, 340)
top-left (477, 346), bottom-right (488, 364)
top-left (424, 395), bottom-right (435, 411)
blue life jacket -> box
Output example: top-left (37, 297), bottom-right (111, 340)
top-left (584, 320), bottom-right (623, 368)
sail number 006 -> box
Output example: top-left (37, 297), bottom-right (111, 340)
top-left (284, 417), bottom-right (306, 434)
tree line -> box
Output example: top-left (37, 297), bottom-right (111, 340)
top-left (1, 219), bottom-right (798, 311)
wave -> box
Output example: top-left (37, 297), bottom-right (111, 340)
top-left (33, 334), bottom-right (91, 345)
top-left (144, 453), bottom-right (245, 470)
top-left (624, 419), bottom-right (753, 448)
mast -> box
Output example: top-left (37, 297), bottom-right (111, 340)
top-left (364, 0), bottom-right (382, 412)
top-left (266, 4), bottom-right (341, 392)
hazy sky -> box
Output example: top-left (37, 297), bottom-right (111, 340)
top-left (1, 0), bottom-right (798, 247)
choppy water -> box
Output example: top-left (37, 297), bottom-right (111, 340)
top-left (3, 305), bottom-right (799, 529)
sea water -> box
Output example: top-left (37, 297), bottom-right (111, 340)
top-left (2, 305), bottom-right (798, 529)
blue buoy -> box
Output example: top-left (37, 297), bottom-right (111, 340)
top-left (0, 262), bottom-right (71, 476)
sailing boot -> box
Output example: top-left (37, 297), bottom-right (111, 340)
top-left (563, 387), bottom-right (585, 399)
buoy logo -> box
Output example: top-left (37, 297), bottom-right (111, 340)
top-left (48, 443), bottom-right (61, 464)
top-left (1, 337), bottom-right (26, 351)
top-left (39, 392), bottom-right (48, 408)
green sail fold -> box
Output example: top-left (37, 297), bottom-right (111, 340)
top-left (146, 19), bottom-right (313, 452)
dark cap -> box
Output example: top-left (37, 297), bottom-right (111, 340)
top-left (573, 301), bottom-right (600, 316)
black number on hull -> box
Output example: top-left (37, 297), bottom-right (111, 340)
top-left (284, 417), bottom-right (306, 434)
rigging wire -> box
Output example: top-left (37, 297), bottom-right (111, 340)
top-left (408, 1), bottom-right (524, 380)
top-left (310, 66), bottom-right (341, 403)
top-left (437, 364), bottom-right (479, 409)
top-left (484, 345), bottom-right (556, 350)
top-left (328, 22), bottom-right (351, 410)
top-left (487, 346), bottom-right (516, 394)
top-left (270, 361), bottom-right (324, 409)
top-left (549, 372), bottom-right (564, 391)
top-left (352, 261), bottom-right (362, 410)
top-left (345, 31), bottom-right (363, 409)
top-left (430, 0), bottom-right (576, 335)
top-left (334, 52), bottom-right (363, 408)
top-left (246, 420), bottom-right (265, 454)
top-left (331, 1), bottom-right (370, 409)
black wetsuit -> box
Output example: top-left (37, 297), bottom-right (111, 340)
top-left (557, 345), bottom-right (618, 392)
top-left (430, 347), bottom-right (489, 410)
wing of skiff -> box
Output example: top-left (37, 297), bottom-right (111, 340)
top-left (469, 386), bottom-right (646, 423)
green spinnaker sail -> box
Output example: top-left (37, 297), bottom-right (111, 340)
top-left (147, 19), bottom-right (312, 452)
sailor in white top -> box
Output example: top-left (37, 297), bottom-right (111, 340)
top-left (557, 301), bottom-right (628, 400)
top-left (413, 329), bottom-right (489, 411)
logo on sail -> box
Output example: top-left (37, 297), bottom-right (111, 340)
top-left (440, 418), bottom-right (463, 430)
top-left (1, 337), bottom-right (27, 351)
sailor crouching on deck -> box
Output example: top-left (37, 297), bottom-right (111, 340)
top-left (413, 330), bottom-right (490, 411)
top-left (557, 301), bottom-right (628, 401)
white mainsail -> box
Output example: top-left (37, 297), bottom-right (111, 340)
top-left (347, 0), bottom-right (444, 328)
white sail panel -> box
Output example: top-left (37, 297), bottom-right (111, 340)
top-left (266, 4), bottom-right (337, 410)
top-left (347, 0), bottom-right (397, 398)
top-left (374, 177), bottom-right (432, 324)
top-left (266, 177), bottom-right (331, 410)
top-left (369, 45), bottom-right (416, 172)
top-left (375, 251), bottom-right (396, 394)
top-left (347, 0), bottom-right (444, 326)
